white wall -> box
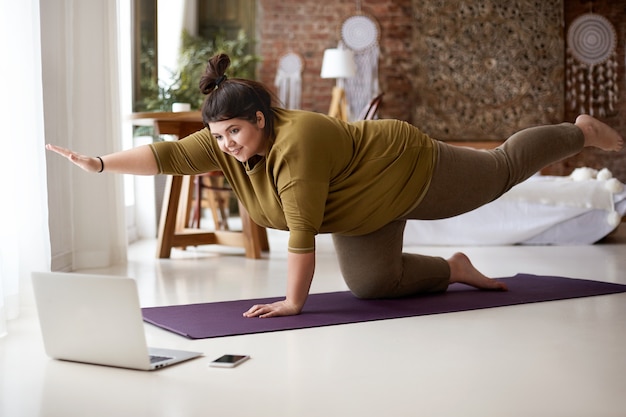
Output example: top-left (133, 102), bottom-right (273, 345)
top-left (41, 0), bottom-right (127, 271)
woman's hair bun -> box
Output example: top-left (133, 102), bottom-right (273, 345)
top-left (199, 53), bottom-right (231, 95)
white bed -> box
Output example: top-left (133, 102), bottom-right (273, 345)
top-left (403, 169), bottom-right (626, 246)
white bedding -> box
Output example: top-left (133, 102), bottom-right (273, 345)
top-left (403, 172), bottom-right (626, 246)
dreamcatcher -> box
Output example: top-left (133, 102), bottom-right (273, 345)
top-left (339, 5), bottom-right (380, 121)
top-left (566, 13), bottom-right (618, 117)
top-left (274, 52), bottom-right (304, 109)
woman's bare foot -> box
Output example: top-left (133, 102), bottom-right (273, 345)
top-left (447, 252), bottom-right (507, 291)
top-left (575, 114), bottom-right (624, 151)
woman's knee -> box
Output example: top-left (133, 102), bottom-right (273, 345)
top-left (335, 240), bottom-right (403, 298)
top-left (343, 268), bottom-right (401, 299)
top-left (332, 224), bottom-right (405, 299)
top-left (341, 253), bottom-right (450, 299)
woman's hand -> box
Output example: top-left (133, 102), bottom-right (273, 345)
top-left (242, 251), bottom-right (316, 318)
top-left (243, 299), bottom-right (303, 318)
top-left (46, 144), bottom-right (103, 173)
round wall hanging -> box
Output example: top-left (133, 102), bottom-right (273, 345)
top-left (278, 52), bottom-right (303, 75)
top-left (339, 13), bottom-right (381, 120)
top-left (340, 14), bottom-right (379, 52)
top-left (566, 13), bottom-right (618, 117)
top-left (275, 52), bottom-right (304, 110)
top-left (567, 13), bottom-right (616, 66)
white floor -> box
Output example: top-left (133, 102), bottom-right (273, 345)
top-left (2, 225), bottom-right (626, 417)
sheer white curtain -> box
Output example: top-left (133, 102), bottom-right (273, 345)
top-left (0, 0), bottom-right (51, 337)
top-left (42, 0), bottom-right (127, 272)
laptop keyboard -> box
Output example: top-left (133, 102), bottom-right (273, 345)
top-left (150, 355), bottom-right (173, 364)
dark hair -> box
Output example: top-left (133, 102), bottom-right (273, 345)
top-left (199, 53), bottom-right (277, 143)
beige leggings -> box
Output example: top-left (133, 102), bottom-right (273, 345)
top-left (332, 123), bottom-right (585, 299)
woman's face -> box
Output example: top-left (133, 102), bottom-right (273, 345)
top-left (209, 111), bottom-right (267, 162)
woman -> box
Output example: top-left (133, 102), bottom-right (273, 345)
top-left (47, 53), bottom-right (623, 318)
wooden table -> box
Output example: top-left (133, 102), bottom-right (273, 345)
top-left (130, 111), bottom-right (269, 259)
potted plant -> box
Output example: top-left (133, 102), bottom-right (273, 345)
top-left (139, 29), bottom-right (260, 112)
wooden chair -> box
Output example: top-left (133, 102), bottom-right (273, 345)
top-left (189, 171), bottom-right (269, 256)
top-left (190, 172), bottom-right (231, 230)
top-left (357, 92), bottom-right (384, 120)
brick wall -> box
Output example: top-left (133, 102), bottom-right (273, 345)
top-left (257, 0), bottom-right (413, 120)
top-left (256, 0), bottom-right (626, 182)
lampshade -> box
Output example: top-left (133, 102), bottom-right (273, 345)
top-left (320, 48), bottom-right (356, 79)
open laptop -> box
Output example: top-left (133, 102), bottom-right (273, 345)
top-left (31, 271), bottom-right (202, 371)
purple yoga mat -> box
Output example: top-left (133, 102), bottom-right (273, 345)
top-left (142, 274), bottom-right (626, 339)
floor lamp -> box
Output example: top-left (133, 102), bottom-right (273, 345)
top-left (320, 48), bottom-right (356, 121)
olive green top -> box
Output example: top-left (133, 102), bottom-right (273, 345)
top-left (150, 108), bottom-right (437, 253)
